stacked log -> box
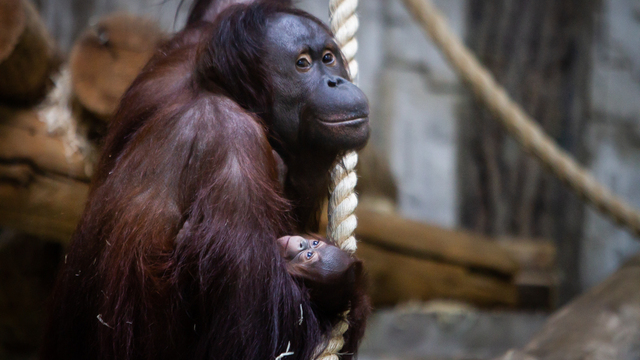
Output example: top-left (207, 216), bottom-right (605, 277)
top-left (355, 209), bottom-right (520, 307)
top-left (0, 6), bottom-right (165, 243)
top-left (0, 106), bottom-right (90, 241)
top-left (0, 0), bottom-right (58, 104)
top-left (70, 13), bottom-right (166, 120)
top-left (318, 207), bottom-right (521, 307)
top-left (497, 238), bottom-right (558, 309)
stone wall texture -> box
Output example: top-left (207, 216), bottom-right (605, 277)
top-left (581, 0), bottom-right (640, 289)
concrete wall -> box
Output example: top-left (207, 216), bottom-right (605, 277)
top-left (581, 0), bottom-right (640, 289)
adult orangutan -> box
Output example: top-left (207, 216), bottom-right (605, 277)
top-left (41, 1), bottom-right (370, 360)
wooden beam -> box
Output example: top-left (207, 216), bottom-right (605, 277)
top-left (319, 206), bottom-right (521, 306)
top-left (0, 175), bottom-right (88, 243)
top-left (0, 107), bottom-right (89, 179)
top-left (0, 106), bottom-right (89, 243)
top-left (360, 242), bottom-right (518, 307)
top-left (497, 238), bottom-right (558, 287)
top-left (0, 0), bottom-right (58, 104)
top-left (355, 208), bottom-right (519, 277)
top-left (69, 13), bottom-right (165, 119)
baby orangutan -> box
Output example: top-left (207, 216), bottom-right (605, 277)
top-left (277, 235), bottom-right (369, 321)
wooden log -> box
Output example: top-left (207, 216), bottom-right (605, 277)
top-left (0, 107), bottom-right (89, 179)
top-left (319, 206), bottom-right (520, 306)
top-left (497, 238), bottom-right (558, 309)
top-left (497, 238), bottom-right (558, 287)
top-left (0, 106), bottom-right (89, 242)
top-left (0, 0), bottom-right (57, 104)
top-left (497, 239), bottom-right (556, 277)
top-left (69, 13), bottom-right (165, 120)
top-left (360, 242), bottom-right (518, 307)
top-left (354, 208), bottom-right (519, 277)
top-left (494, 255), bottom-right (640, 360)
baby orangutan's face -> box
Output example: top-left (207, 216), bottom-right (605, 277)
top-left (277, 235), bottom-right (354, 284)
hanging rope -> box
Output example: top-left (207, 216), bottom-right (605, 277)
top-left (318, 0), bottom-right (360, 359)
top-left (327, 0), bottom-right (360, 253)
top-left (327, 151), bottom-right (359, 253)
top-left (402, 0), bottom-right (640, 237)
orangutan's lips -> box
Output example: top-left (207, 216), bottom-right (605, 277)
top-left (319, 116), bottom-right (369, 125)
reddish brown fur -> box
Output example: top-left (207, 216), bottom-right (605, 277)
top-left (41, 2), bottom-right (369, 360)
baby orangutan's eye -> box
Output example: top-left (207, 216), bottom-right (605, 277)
top-left (296, 54), bottom-right (312, 71)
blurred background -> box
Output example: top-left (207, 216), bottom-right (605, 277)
top-left (1, 0), bottom-right (640, 359)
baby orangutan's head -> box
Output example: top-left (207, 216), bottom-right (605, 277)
top-left (277, 235), bottom-right (361, 314)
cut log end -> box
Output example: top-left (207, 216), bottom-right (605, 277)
top-left (70, 13), bottom-right (166, 120)
top-left (0, 0), bottom-right (57, 104)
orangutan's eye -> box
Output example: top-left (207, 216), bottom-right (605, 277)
top-left (296, 54), bottom-right (312, 70)
top-left (322, 51), bottom-right (335, 65)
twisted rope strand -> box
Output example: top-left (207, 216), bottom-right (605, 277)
top-left (330, 0), bottom-right (359, 80)
top-left (327, 152), bottom-right (359, 253)
top-left (402, 0), bottom-right (640, 236)
top-left (327, 0), bottom-right (359, 257)
top-left (317, 0), bottom-right (360, 359)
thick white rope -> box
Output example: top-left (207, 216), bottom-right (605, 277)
top-left (329, 0), bottom-right (359, 80)
top-left (318, 1), bottom-right (360, 359)
top-left (327, 152), bottom-right (359, 253)
top-left (327, 0), bottom-right (359, 257)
